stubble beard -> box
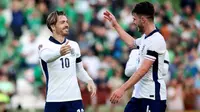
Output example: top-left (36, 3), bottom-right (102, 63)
top-left (137, 25), bottom-right (144, 33)
top-left (61, 29), bottom-right (69, 37)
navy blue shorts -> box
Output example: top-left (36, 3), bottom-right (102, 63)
top-left (44, 100), bottom-right (84, 112)
top-left (124, 97), bottom-right (166, 112)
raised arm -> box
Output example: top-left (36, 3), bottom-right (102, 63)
top-left (103, 11), bottom-right (136, 48)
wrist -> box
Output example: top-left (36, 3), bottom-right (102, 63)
top-left (113, 22), bottom-right (120, 28)
top-left (120, 84), bottom-right (127, 92)
top-left (87, 79), bottom-right (93, 84)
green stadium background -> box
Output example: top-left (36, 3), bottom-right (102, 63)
top-left (0, 0), bottom-right (200, 112)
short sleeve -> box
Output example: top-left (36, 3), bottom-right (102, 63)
top-left (135, 38), bottom-right (142, 49)
top-left (38, 44), bottom-right (47, 58)
top-left (164, 50), bottom-right (169, 64)
top-left (145, 38), bottom-right (166, 61)
top-left (74, 42), bottom-right (82, 63)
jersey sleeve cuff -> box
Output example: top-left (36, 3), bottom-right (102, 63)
top-left (145, 50), bottom-right (158, 61)
top-left (76, 57), bottom-right (82, 63)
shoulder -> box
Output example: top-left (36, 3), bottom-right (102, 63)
top-left (38, 39), bottom-right (52, 51)
top-left (146, 32), bottom-right (166, 54)
top-left (68, 40), bottom-right (79, 47)
top-left (151, 32), bottom-right (165, 43)
top-left (146, 32), bottom-right (166, 46)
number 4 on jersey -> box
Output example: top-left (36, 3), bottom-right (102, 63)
top-left (77, 109), bottom-right (84, 112)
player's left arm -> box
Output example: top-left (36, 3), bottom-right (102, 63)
top-left (75, 43), bottom-right (96, 97)
top-left (76, 61), bottom-right (92, 83)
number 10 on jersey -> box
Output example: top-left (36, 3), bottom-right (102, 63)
top-left (60, 58), bottom-right (70, 68)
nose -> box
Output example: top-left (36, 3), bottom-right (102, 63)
top-left (65, 22), bottom-right (69, 28)
top-left (133, 21), bottom-right (136, 25)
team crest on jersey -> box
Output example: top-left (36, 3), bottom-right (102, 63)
top-left (70, 48), bottom-right (75, 56)
top-left (38, 44), bottom-right (43, 50)
top-left (142, 45), bottom-right (145, 52)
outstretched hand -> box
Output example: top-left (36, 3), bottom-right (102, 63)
top-left (103, 10), bottom-right (118, 27)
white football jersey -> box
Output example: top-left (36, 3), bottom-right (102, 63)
top-left (133, 29), bottom-right (167, 100)
top-left (38, 36), bottom-right (82, 102)
top-left (125, 49), bottom-right (169, 100)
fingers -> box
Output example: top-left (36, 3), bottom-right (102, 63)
top-left (91, 88), bottom-right (96, 98)
top-left (87, 85), bottom-right (91, 92)
top-left (103, 10), bottom-right (111, 17)
top-left (110, 92), bottom-right (120, 104)
top-left (103, 10), bottom-right (112, 21)
top-left (104, 16), bottom-right (111, 21)
top-left (60, 44), bottom-right (71, 56)
top-left (61, 49), bottom-right (71, 54)
top-left (87, 84), bottom-right (96, 98)
top-left (65, 41), bottom-right (69, 45)
top-left (62, 46), bottom-right (71, 51)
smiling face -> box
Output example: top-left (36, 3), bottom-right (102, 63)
top-left (52, 15), bottom-right (69, 37)
top-left (47, 11), bottom-right (69, 37)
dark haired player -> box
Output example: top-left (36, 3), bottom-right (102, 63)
top-left (104, 2), bottom-right (167, 112)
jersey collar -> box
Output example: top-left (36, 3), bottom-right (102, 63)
top-left (144, 29), bottom-right (159, 39)
top-left (49, 36), bottom-right (68, 44)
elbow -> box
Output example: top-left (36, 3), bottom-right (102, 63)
top-left (43, 57), bottom-right (56, 63)
top-left (125, 71), bottom-right (131, 77)
top-left (45, 58), bottom-right (53, 63)
top-left (125, 67), bottom-right (136, 77)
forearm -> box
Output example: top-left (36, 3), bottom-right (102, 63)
top-left (76, 62), bottom-right (92, 83)
top-left (114, 23), bottom-right (135, 48)
top-left (40, 49), bottom-right (61, 63)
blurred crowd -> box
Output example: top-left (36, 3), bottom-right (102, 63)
top-left (0, 0), bottom-right (200, 111)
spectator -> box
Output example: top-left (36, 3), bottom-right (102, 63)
top-left (167, 79), bottom-right (184, 111)
top-left (10, 0), bottom-right (24, 40)
top-left (108, 67), bottom-right (125, 112)
top-left (94, 68), bottom-right (111, 112)
top-left (0, 6), bottom-right (7, 44)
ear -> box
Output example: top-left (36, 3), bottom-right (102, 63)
top-left (141, 16), bottom-right (145, 23)
top-left (141, 16), bottom-right (148, 24)
top-left (51, 25), bottom-right (55, 32)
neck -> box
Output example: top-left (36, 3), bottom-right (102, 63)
top-left (144, 22), bottom-right (156, 36)
top-left (53, 33), bottom-right (65, 43)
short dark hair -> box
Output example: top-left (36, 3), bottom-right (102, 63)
top-left (132, 1), bottom-right (155, 20)
top-left (46, 10), bottom-right (66, 32)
